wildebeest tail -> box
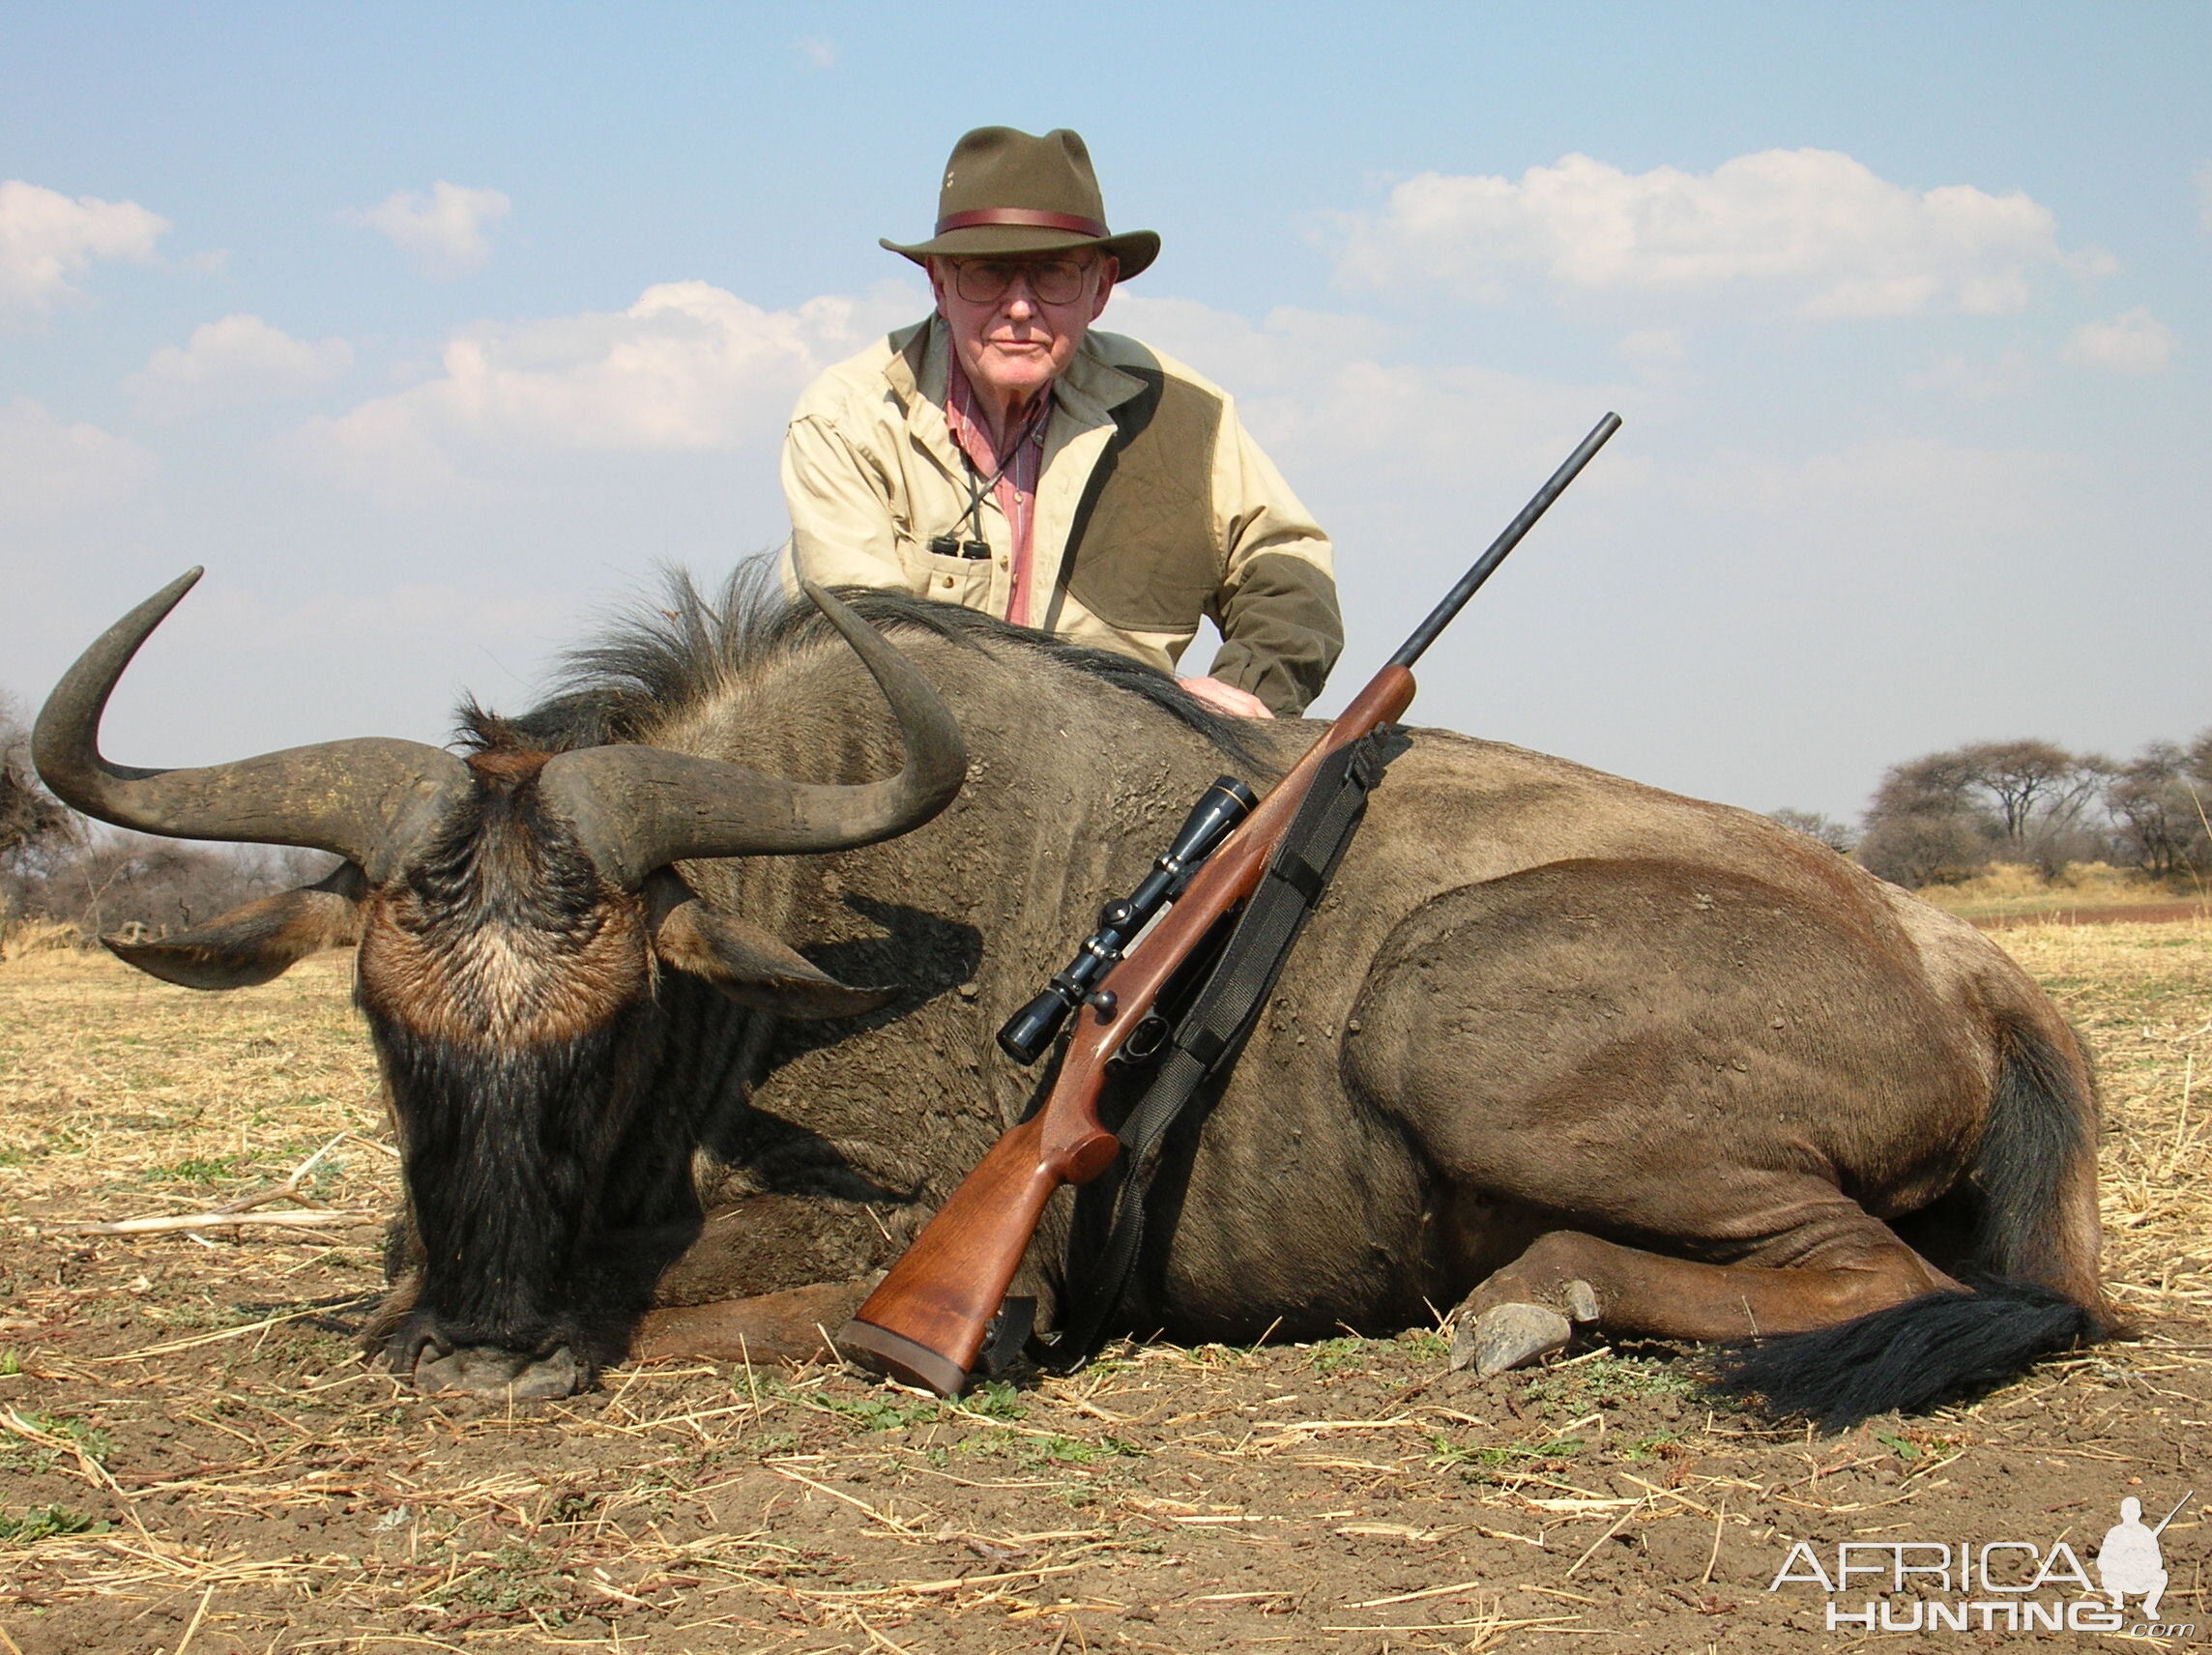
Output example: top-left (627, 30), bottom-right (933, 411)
top-left (1709, 1009), bottom-right (2112, 1430)
top-left (1706, 1275), bottom-right (2099, 1431)
top-left (1969, 1009), bottom-right (2110, 1310)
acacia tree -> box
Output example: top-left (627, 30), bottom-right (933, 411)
top-left (1958, 740), bottom-right (2113, 875)
top-left (1958, 740), bottom-right (2080, 841)
top-left (2108, 734), bottom-right (2212, 880)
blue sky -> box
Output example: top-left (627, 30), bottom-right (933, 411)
top-left (5, 2), bottom-right (2206, 821)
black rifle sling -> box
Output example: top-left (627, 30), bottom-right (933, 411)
top-left (1043, 730), bottom-right (1394, 1372)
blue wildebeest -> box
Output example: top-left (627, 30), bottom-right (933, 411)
top-left (36, 567), bottom-right (2113, 1425)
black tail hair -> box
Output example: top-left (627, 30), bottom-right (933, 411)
top-left (1707, 1014), bottom-right (2107, 1430)
top-left (1706, 1275), bottom-right (2097, 1431)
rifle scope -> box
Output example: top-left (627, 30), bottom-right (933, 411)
top-left (997, 775), bottom-right (1257, 1064)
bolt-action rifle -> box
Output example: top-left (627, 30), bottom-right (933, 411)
top-left (837, 412), bottom-right (1623, 1398)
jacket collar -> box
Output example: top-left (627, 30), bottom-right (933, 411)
top-left (883, 316), bottom-right (1148, 434)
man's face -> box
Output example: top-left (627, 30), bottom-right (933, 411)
top-left (930, 251), bottom-right (1118, 407)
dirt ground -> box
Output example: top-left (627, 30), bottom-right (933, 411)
top-left (2, 919), bottom-right (2209, 1654)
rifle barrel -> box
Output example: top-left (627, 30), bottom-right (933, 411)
top-left (1386, 412), bottom-right (1621, 672)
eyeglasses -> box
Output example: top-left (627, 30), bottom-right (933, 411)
top-left (946, 256), bottom-right (1096, 306)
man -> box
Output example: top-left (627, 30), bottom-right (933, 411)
top-left (780, 126), bottom-right (1341, 718)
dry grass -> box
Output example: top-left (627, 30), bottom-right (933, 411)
top-left (1, 925), bottom-right (2209, 1653)
top-left (0, 921), bottom-right (86, 964)
top-left (0, 950), bottom-right (392, 1228)
top-left (1914, 859), bottom-right (2212, 922)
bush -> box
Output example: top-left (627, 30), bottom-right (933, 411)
top-left (1857, 808), bottom-right (1992, 887)
top-left (10, 832), bottom-right (335, 941)
top-left (0, 917), bottom-right (84, 960)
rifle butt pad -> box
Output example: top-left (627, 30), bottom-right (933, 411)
top-left (835, 1317), bottom-right (969, 1398)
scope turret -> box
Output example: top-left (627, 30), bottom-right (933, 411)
top-left (996, 776), bottom-right (1255, 1064)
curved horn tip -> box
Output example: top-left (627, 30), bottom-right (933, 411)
top-left (61, 566), bottom-right (209, 675)
top-left (139, 566), bottom-right (207, 611)
top-left (799, 580), bottom-right (851, 620)
top-left (32, 569), bottom-right (465, 866)
top-left (36, 572), bottom-right (186, 786)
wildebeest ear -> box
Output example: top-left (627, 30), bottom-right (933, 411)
top-left (106, 861), bottom-right (367, 991)
top-left (652, 894), bottom-right (894, 1021)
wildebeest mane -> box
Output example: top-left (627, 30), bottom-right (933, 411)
top-left (456, 558), bottom-right (1257, 763)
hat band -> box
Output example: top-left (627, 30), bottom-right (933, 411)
top-left (934, 207), bottom-right (1111, 239)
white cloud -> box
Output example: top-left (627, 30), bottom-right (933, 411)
top-left (285, 279), bottom-right (923, 503)
top-left (1906, 347), bottom-right (2034, 400)
top-left (129, 314), bottom-right (354, 421)
top-left (1108, 292), bottom-right (1631, 482)
top-left (2062, 306), bottom-right (2177, 374)
top-left (795, 35), bottom-right (838, 69)
top-left (345, 182), bottom-right (512, 276)
top-left (0, 179), bottom-right (170, 312)
top-left (2196, 160), bottom-right (2212, 233)
top-left (0, 398), bottom-right (155, 517)
top-left (1616, 328), bottom-right (1687, 375)
top-left (1336, 149), bottom-right (2110, 317)
top-left (1106, 295), bottom-right (1394, 398)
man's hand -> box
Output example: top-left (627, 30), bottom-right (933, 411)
top-left (1178, 676), bottom-right (1274, 718)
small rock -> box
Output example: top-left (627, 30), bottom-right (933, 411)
top-left (1564, 1279), bottom-right (1600, 1323)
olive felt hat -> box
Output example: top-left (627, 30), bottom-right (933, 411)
top-left (882, 126), bottom-right (1160, 279)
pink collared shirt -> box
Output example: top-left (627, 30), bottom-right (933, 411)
top-left (943, 359), bottom-right (1052, 628)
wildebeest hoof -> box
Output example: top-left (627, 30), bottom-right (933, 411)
top-left (1452, 1302), bottom-right (1572, 1377)
top-left (1564, 1279), bottom-right (1600, 1323)
top-left (413, 1344), bottom-right (584, 1401)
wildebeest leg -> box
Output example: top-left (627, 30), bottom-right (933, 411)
top-left (616, 1189), bottom-right (923, 1371)
top-left (1349, 859), bottom-right (2000, 1379)
top-left (1450, 1227), bottom-right (1957, 1376)
top-left (633, 1279), bottom-right (875, 1366)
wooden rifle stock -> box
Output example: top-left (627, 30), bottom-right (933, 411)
top-left (837, 669), bottom-right (1415, 1394)
top-left (838, 412), bottom-right (1621, 1396)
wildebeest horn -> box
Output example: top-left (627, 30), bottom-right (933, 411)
top-left (538, 583), bottom-right (968, 888)
top-left (33, 568), bottom-right (472, 882)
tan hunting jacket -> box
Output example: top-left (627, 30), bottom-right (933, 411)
top-left (779, 317), bottom-right (1342, 715)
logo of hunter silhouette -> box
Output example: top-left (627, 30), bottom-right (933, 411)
top-left (2098, 1495), bottom-right (2176, 1621)
top-left (1766, 1490), bottom-right (2195, 1637)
